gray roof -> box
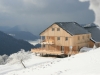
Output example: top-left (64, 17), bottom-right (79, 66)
top-left (55, 22), bottom-right (89, 35)
top-left (85, 26), bottom-right (100, 42)
top-left (81, 23), bottom-right (97, 28)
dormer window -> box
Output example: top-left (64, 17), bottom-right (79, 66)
top-left (52, 28), bottom-right (55, 31)
top-left (57, 28), bottom-right (60, 31)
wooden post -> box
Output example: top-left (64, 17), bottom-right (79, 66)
top-left (93, 43), bottom-right (96, 49)
top-left (47, 37), bottom-right (49, 51)
top-left (55, 45), bottom-right (56, 51)
top-left (68, 46), bottom-right (73, 57)
top-left (88, 41), bottom-right (89, 47)
top-left (41, 36), bottom-right (43, 50)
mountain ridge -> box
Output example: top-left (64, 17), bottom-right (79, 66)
top-left (0, 31), bottom-right (35, 55)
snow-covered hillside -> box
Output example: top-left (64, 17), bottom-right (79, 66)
top-left (1, 47), bottom-right (100, 75)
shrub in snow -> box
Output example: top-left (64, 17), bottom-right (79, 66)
top-left (7, 49), bottom-right (31, 68)
top-left (0, 54), bottom-right (8, 65)
top-left (2, 54), bottom-right (8, 64)
top-left (0, 56), bottom-right (4, 65)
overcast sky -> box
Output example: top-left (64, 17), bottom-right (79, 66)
top-left (0, 0), bottom-right (95, 34)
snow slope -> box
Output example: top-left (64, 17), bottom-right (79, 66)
top-left (0, 54), bottom-right (56, 75)
top-left (1, 47), bottom-right (100, 75)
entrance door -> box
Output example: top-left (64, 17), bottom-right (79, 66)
top-left (61, 46), bottom-right (64, 53)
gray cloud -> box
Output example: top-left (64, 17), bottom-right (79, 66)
top-left (79, 0), bottom-right (100, 26)
top-left (0, 0), bottom-right (94, 34)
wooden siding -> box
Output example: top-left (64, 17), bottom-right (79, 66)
top-left (40, 24), bottom-right (91, 47)
top-left (35, 24), bottom-right (92, 56)
top-left (72, 34), bottom-right (90, 50)
top-left (73, 34), bottom-right (91, 45)
top-left (40, 24), bottom-right (71, 37)
top-left (40, 45), bottom-right (79, 55)
top-left (89, 40), bottom-right (100, 48)
top-left (89, 40), bottom-right (94, 48)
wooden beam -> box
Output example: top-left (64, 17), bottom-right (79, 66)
top-left (41, 36), bottom-right (43, 50)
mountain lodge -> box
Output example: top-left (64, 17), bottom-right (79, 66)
top-left (31, 22), bottom-right (100, 57)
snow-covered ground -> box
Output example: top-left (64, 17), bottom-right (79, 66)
top-left (0, 54), bottom-right (56, 75)
top-left (0, 47), bottom-right (100, 75)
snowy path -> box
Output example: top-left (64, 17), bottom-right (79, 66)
top-left (0, 55), bottom-right (56, 75)
top-left (0, 64), bottom-right (23, 75)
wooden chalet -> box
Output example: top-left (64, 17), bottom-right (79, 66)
top-left (31, 22), bottom-right (92, 57)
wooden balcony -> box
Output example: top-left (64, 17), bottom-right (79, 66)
top-left (31, 48), bottom-right (64, 55)
top-left (41, 40), bottom-right (54, 44)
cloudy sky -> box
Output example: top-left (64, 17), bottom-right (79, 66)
top-left (0, 0), bottom-right (95, 35)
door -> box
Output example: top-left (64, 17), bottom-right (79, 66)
top-left (61, 46), bottom-right (64, 53)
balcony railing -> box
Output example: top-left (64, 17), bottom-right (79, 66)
top-left (41, 39), bottom-right (54, 44)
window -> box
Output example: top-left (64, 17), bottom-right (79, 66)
top-left (43, 36), bottom-right (45, 39)
top-left (65, 37), bottom-right (68, 41)
top-left (57, 28), bottom-right (60, 31)
top-left (82, 36), bottom-right (84, 39)
top-left (78, 36), bottom-right (80, 40)
top-left (52, 28), bottom-right (55, 31)
top-left (99, 43), bottom-right (100, 47)
top-left (57, 37), bottom-right (60, 40)
top-left (43, 44), bottom-right (45, 47)
top-left (88, 35), bottom-right (89, 38)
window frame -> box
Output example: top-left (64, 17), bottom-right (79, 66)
top-left (88, 35), bottom-right (89, 38)
top-left (52, 28), bottom-right (55, 31)
top-left (78, 36), bottom-right (80, 40)
top-left (57, 28), bottom-right (60, 31)
top-left (65, 37), bottom-right (68, 41)
top-left (57, 37), bottom-right (60, 40)
top-left (82, 36), bottom-right (84, 39)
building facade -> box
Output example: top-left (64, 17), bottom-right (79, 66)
top-left (38, 22), bottom-right (91, 56)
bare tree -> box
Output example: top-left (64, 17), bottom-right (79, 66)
top-left (7, 49), bottom-right (31, 68)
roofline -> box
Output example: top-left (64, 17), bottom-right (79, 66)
top-left (90, 38), bottom-right (100, 43)
top-left (39, 23), bottom-right (54, 35)
top-left (55, 22), bottom-right (90, 35)
top-left (39, 23), bottom-right (73, 36)
top-left (40, 22), bottom-right (90, 36)
top-left (55, 23), bottom-right (73, 36)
